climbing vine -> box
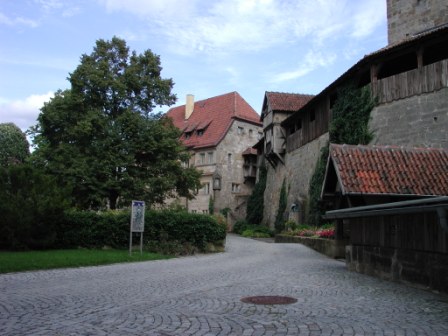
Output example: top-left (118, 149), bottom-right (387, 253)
top-left (274, 178), bottom-right (288, 233)
top-left (246, 162), bottom-right (267, 225)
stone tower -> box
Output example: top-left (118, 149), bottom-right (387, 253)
top-left (387, 0), bottom-right (448, 44)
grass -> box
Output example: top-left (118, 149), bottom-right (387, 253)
top-left (0, 249), bottom-right (173, 274)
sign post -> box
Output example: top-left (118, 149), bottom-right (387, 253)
top-left (129, 200), bottom-right (145, 255)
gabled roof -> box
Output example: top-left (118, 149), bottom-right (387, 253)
top-left (261, 92), bottom-right (314, 120)
top-left (326, 144), bottom-right (448, 197)
top-left (165, 92), bottom-right (261, 149)
top-left (265, 92), bottom-right (314, 111)
top-left (242, 147), bottom-right (258, 156)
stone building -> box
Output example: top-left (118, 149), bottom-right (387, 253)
top-left (259, 0), bottom-right (448, 227)
top-left (165, 92), bottom-right (262, 226)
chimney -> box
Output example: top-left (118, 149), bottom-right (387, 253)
top-left (185, 94), bottom-right (194, 119)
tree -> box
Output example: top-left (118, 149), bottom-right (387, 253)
top-left (0, 123), bottom-right (29, 167)
top-left (274, 178), bottom-right (287, 233)
top-left (30, 37), bottom-right (201, 209)
top-left (0, 164), bottom-right (70, 250)
top-left (246, 162), bottom-right (267, 225)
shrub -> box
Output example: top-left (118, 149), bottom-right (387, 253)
top-left (0, 164), bottom-right (70, 250)
top-left (57, 209), bottom-right (226, 253)
top-left (239, 225), bottom-right (273, 238)
top-left (233, 219), bottom-right (249, 234)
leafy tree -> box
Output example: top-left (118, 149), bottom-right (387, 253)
top-left (30, 37), bottom-right (201, 209)
top-left (246, 162), bottom-right (267, 224)
top-left (0, 123), bottom-right (29, 167)
top-left (0, 164), bottom-right (70, 250)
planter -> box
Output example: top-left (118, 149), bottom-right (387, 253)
top-left (275, 234), bottom-right (347, 259)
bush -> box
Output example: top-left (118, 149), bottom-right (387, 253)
top-left (57, 209), bottom-right (226, 253)
top-left (0, 164), bottom-right (70, 250)
top-left (233, 219), bottom-right (249, 234)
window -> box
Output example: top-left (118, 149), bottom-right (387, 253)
top-left (207, 152), bottom-right (214, 164)
top-left (232, 183), bottom-right (240, 193)
top-left (258, 132), bottom-right (263, 140)
top-left (227, 153), bottom-right (232, 167)
top-left (203, 182), bottom-right (210, 195)
top-left (199, 153), bottom-right (206, 164)
top-left (191, 210), bottom-right (197, 213)
top-left (202, 210), bottom-right (208, 214)
top-left (249, 129), bottom-right (253, 137)
top-left (197, 129), bottom-right (204, 136)
top-left (237, 126), bottom-right (244, 135)
top-left (185, 132), bottom-right (192, 139)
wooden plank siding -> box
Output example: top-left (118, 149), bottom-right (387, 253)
top-left (349, 212), bottom-right (448, 254)
top-left (372, 59), bottom-right (448, 104)
top-left (286, 98), bottom-right (329, 153)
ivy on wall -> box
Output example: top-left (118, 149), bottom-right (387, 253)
top-left (308, 83), bottom-right (376, 226)
top-left (274, 178), bottom-right (288, 233)
top-left (246, 162), bottom-right (267, 225)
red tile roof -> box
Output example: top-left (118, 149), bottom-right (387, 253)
top-left (265, 92), bottom-right (314, 112)
top-left (165, 92), bottom-right (261, 149)
top-left (329, 144), bottom-right (448, 196)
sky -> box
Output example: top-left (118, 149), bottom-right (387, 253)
top-left (0, 0), bottom-right (388, 133)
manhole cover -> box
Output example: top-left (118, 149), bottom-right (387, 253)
top-left (240, 296), bottom-right (297, 305)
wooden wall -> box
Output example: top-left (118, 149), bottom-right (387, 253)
top-left (372, 59), bottom-right (448, 104)
top-left (349, 212), bottom-right (448, 254)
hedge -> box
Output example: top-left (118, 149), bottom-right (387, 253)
top-left (56, 209), bottom-right (226, 252)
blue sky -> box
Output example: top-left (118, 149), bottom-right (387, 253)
top-left (0, 0), bottom-right (387, 132)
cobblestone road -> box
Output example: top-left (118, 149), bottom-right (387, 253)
top-left (1, 235), bottom-right (448, 335)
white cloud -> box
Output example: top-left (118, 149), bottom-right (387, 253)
top-left (98, 0), bottom-right (385, 57)
top-left (270, 50), bottom-right (337, 83)
top-left (351, 0), bottom-right (387, 38)
top-left (0, 92), bottom-right (54, 131)
top-left (0, 12), bottom-right (39, 28)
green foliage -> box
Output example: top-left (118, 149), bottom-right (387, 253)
top-left (0, 249), bottom-right (172, 273)
top-left (241, 229), bottom-right (271, 238)
top-left (232, 219), bottom-right (249, 234)
top-left (0, 164), bottom-right (71, 250)
top-left (220, 207), bottom-right (231, 217)
top-left (246, 162), bottom-right (267, 224)
top-left (274, 178), bottom-right (288, 233)
top-left (56, 209), bottom-right (226, 253)
top-left (0, 123), bottom-right (29, 167)
top-left (329, 83), bottom-right (376, 145)
top-left (30, 37), bottom-right (201, 209)
top-left (208, 196), bottom-right (214, 215)
top-left (308, 144), bottom-right (330, 226)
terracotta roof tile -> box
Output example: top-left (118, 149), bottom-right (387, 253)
top-left (242, 147), bottom-right (258, 156)
top-left (265, 92), bottom-right (314, 112)
top-left (165, 92), bottom-right (261, 149)
top-left (329, 144), bottom-right (448, 196)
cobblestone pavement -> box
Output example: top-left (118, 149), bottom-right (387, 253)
top-left (1, 235), bottom-right (448, 336)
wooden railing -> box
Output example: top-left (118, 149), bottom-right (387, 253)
top-left (372, 59), bottom-right (448, 104)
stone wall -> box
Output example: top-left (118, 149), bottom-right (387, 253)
top-left (346, 245), bottom-right (448, 294)
top-left (276, 235), bottom-right (347, 259)
top-left (387, 0), bottom-right (448, 44)
top-left (369, 87), bottom-right (448, 148)
top-left (263, 133), bottom-right (329, 227)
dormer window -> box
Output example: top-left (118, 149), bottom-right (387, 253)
top-left (185, 132), bottom-right (192, 139)
top-left (197, 129), bottom-right (204, 136)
